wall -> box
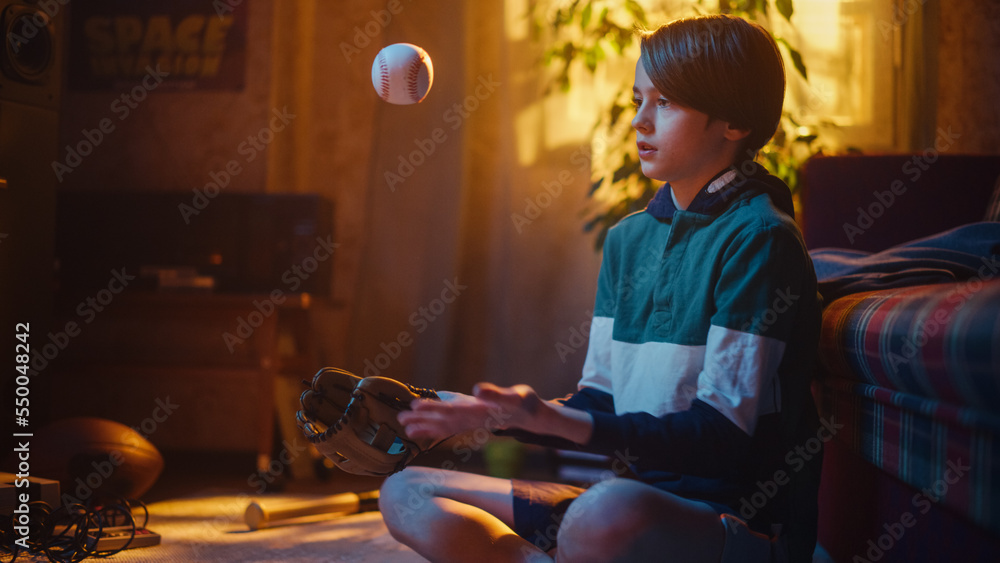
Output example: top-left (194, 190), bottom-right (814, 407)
top-left (56, 0), bottom-right (602, 406)
top-left (267, 0), bottom-right (602, 398)
top-left (57, 2), bottom-right (275, 192)
top-left (934, 0), bottom-right (1000, 154)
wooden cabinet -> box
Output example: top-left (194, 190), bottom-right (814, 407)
top-left (48, 291), bottom-right (313, 471)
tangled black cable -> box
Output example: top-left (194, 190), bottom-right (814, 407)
top-left (1, 497), bottom-right (148, 562)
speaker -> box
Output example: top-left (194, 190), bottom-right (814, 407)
top-left (0, 0), bottom-right (65, 431)
top-left (0, 0), bottom-right (64, 110)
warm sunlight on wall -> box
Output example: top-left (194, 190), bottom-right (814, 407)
top-left (507, 0), bottom-right (638, 167)
top-left (777, 0), bottom-right (897, 150)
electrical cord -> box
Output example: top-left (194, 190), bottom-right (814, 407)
top-left (1, 497), bottom-right (149, 562)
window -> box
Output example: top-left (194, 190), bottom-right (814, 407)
top-left (776, 0), bottom-right (915, 151)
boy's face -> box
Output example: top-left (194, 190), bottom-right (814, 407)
top-left (631, 60), bottom-right (743, 191)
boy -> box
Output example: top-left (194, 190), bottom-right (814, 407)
top-left (380, 14), bottom-right (822, 563)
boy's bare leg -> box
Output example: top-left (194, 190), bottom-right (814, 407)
top-left (381, 470), bottom-right (729, 563)
top-left (555, 478), bottom-right (727, 563)
top-left (380, 467), bottom-right (551, 563)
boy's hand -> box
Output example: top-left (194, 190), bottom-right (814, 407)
top-left (399, 382), bottom-right (593, 445)
top-left (398, 383), bottom-right (545, 440)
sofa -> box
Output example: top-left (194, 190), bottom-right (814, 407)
top-left (799, 154), bottom-right (1000, 562)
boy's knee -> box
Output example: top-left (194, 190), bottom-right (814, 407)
top-left (380, 467), bottom-right (458, 529)
top-left (382, 465), bottom-right (440, 493)
top-left (574, 478), bottom-right (657, 528)
top-left (557, 479), bottom-right (654, 561)
top-left (380, 468), bottom-right (431, 530)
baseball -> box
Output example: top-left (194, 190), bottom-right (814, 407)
top-left (371, 43), bottom-right (434, 105)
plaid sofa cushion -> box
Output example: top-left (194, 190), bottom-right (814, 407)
top-left (817, 279), bottom-right (1000, 534)
top-left (818, 379), bottom-right (1000, 534)
top-left (819, 280), bottom-right (1000, 410)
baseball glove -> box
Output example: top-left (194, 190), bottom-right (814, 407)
top-left (296, 367), bottom-right (447, 476)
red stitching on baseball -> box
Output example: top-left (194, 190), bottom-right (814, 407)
top-left (407, 55), bottom-right (422, 102)
top-left (378, 52), bottom-right (390, 101)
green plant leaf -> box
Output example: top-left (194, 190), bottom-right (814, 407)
top-left (611, 158), bottom-right (640, 184)
top-left (581, 2), bottom-right (593, 28)
top-left (609, 36), bottom-right (625, 55)
top-left (609, 103), bottom-right (625, 127)
top-left (625, 0), bottom-right (647, 24)
top-left (776, 0), bottom-right (793, 22)
top-left (786, 46), bottom-right (807, 80)
top-left (561, 41), bottom-right (577, 61)
top-left (776, 38), bottom-right (807, 80)
top-left (750, 0), bottom-right (768, 18)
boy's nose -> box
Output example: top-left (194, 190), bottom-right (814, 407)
top-left (631, 104), bottom-right (652, 132)
top-left (632, 111), bottom-right (649, 132)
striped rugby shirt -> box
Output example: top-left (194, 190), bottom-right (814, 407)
top-left (517, 163), bottom-right (822, 542)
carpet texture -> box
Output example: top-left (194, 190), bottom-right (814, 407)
top-left (19, 494), bottom-right (427, 562)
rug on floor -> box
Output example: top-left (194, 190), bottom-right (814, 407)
top-left (17, 493), bottom-right (427, 563)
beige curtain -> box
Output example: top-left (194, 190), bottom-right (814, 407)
top-left (268, 0), bottom-right (603, 399)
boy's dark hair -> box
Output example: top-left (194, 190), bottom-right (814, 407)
top-left (639, 14), bottom-right (785, 157)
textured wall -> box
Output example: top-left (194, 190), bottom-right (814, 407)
top-left (935, 0), bottom-right (1000, 153)
top-left (57, 2), bottom-right (275, 192)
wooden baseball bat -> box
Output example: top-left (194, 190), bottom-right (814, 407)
top-left (244, 490), bottom-right (380, 530)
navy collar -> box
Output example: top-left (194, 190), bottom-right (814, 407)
top-left (645, 162), bottom-right (769, 220)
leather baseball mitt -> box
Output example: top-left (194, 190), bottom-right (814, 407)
top-left (296, 367), bottom-right (447, 476)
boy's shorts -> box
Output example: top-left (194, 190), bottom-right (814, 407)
top-left (511, 479), bottom-right (781, 563)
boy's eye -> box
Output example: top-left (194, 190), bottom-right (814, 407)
top-left (657, 98), bottom-right (670, 108)
top-left (630, 97), bottom-right (642, 108)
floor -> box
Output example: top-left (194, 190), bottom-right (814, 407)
top-left (12, 442), bottom-right (843, 561)
top-left (144, 449), bottom-right (386, 504)
top-left (91, 439), bottom-right (558, 562)
top-left (145, 433), bottom-right (557, 504)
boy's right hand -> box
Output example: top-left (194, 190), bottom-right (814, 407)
top-left (397, 383), bottom-right (542, 440)
top-left (399, 383), bottom-right (592, 445)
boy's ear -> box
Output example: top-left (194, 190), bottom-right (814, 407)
top-left (723, 123), bottom-right (751, 142)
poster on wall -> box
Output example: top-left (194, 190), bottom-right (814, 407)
top-left (68, 0), bottom-right (248, 91)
